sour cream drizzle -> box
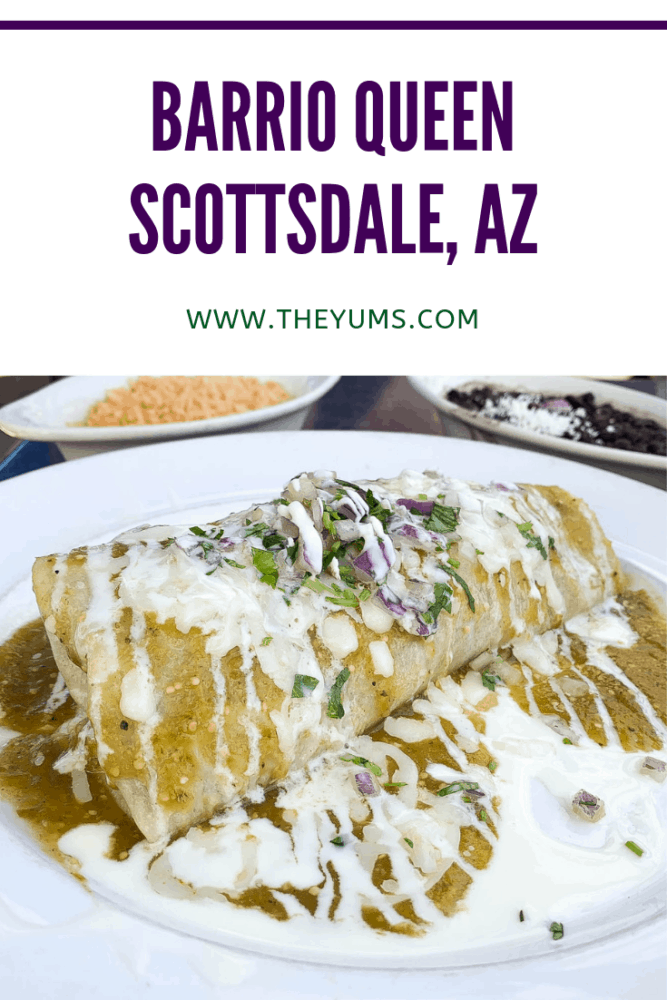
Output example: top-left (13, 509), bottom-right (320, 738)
top-left (54, 595), bottom-right (665, 954)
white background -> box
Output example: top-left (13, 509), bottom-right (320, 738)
top-left (0, 16), bottom-right (666, 372)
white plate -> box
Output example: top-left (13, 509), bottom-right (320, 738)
top-left (407, 376), bottom-right (667, 485)
top-left (0, 431), bottom-right (665, 999)
top-left (0, 376), bottom-right (340, 459)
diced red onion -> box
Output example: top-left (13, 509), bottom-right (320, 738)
top-left (352, 550), bottom-right (375, 579)
top-left (413, 617), bottom-right (431, 637)
top-left (572, 788), bottom-right (605, 821)
top-left (396, 524), bottom-right (420, 539)
top-left (354, 771), bottom-right (377, 796)
top-left (377, 585), bottom-right (408, 616)
top-left (335, 490), bottom-right (369, 521)
top-left (378, 537), bottom-right (395, 570)
top-left (352, 538), bottom-right (394, 582)
top-left (333, 520), bottom-right (361, 543)
top-left (377, 585), bottom-right (434, 636)
top-left (396, 499), bottom-right (434, 515)
top-left (278, 517), bottom-right (299, 539)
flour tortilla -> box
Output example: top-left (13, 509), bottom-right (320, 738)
top-left (33, 479), bottom-right (621, 842)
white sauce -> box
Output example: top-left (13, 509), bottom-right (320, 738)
top-left (368, 640), bottom-right (394, 677)
top-left (119, 666), bottom-right (156, 723)
top-left (360, 598), bottom-right (394, 634)
top-left (286, 501), bottom-right (323, 574)
top-left (320, 615), bottom-right (358, 660)
top-left (56, 593), bottom-right (667, 955)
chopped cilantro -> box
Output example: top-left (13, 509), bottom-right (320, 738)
top-left (287, 540), bottom-right (298, 563)
top-left (417, 493), bottom-right (428, 500)
top-left (447, 557), bottom-right (460, 569)
top-left (205, 567), bottom-right (217, 576)
top-left (550, 922), bottom-right (564, 940)
top-left (488, 760), bottom-right (498, 773)
top-left (322, 510), bottom-right (340, 536)
top-left (330, 835), bottom-right (345, 847)
top-left (422, 581), bottom-right (453, 624)
top-left (481, 669), bottom-right (501, 691)
top-left (516, 521), bottom-right (548, 560)
top-left (365, 488), bottom-right (392, 530)
top-left (224, 557), bottom-right (245, 569)
top-left (164, 537), bottom-right (176, 547)
top-left (384, 782), bottom-right (408, 788)
top-left (326, 667), bottom-right (350, 719)
top-left (291, 674), bottom-right (319, 698)
top-left (479, 808), bottom-right (488, 822)
top-left (252, 548), bottom-right (278, 588)
top-left (340, 754), bottom-right (382, 776)
top-left (189, 526), bottom-right (207, 537)
top-left (519, 910), bottom-right (525, 922)
top-left (475, 549), bottom-right (484, 555)
top-left (322, 540), bottom-right (343, 572)
top-left (424, 503), bottom-right (460, 534)
top-left (245, 521), bottom-right (270, 538)
top-left (327, 590), bottom-right (360, 608)
top-left (359, 588), bottom-right (371, 602)
top-left (625, 841), bottom-right (644, 857)
top-left (303, 577), bottom-right (331, 595)
top-left (437, 781), bottom-right (480, 797)
top-left (260, 636), bottom-right (273, 647)
top-left (274, 497), bottom-right (290, 506)
top-left (404, 837), bottom-right (414, 847)
top-left (441, 566), bottom-right (476, 612)
top-left (548, 536), bottom-right (555, 550)
top-left (262, 532), bottom-right (285, 550)
top-left (562, 738), bottom-right (573, 745)
top-left (338, 565), bottom-right (357, 587)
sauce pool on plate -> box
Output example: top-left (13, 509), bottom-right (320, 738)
top-left (0, 588), bottom-right (664, 943)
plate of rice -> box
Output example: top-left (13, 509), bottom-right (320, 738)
top-left (0, 375), bottom-right (340, 460)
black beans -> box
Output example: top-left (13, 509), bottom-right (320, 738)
top-left (447, 386), bottom-right (666, 456)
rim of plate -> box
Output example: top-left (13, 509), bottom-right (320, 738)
top-left (0, 375), bottom-right (340, 442)
top-left (0, 431), bottom-right (665, 971)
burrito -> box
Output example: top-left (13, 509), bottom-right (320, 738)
top-left (32, 470), bottom-right (621, 843)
